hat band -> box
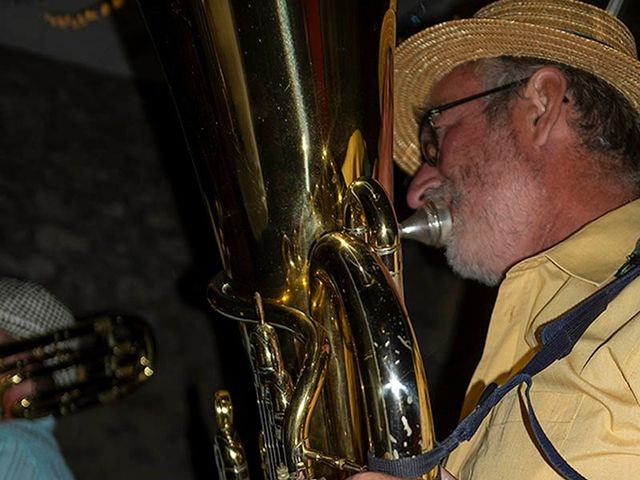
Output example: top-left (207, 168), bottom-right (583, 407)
top-left (563, 28), bottom-right (618, 51)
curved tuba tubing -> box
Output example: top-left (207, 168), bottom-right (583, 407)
top-left (138, 1), bottom-right (437, 478)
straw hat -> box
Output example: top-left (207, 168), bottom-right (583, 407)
top-left (394, 0), bottom-right (640, 175)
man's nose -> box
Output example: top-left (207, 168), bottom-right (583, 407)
top-left (406, 163), bottom-right (443, 209)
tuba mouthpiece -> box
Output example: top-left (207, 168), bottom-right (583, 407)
top-left (400, 201), bottom-right (452, 247)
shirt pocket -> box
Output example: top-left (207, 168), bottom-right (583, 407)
top-left (488, 388), bottom-right (581, 443)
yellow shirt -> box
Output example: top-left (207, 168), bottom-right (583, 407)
top-left (445, 199), bottom-right (640, 479)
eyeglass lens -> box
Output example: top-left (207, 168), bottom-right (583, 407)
top-left (420, 116), bottom-right (439, 166)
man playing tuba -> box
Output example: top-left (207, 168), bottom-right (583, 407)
top-left (357, 0), bottom-right (640, 478)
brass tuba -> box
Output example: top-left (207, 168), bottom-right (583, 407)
top-left (138, 1), bottom-right (442, 478)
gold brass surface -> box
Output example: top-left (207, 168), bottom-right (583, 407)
top-left (214, 390), bottom-right (251, 480)
top-left (376, 2), bottom-right (397, 198)
top-left (309, 229), bottom-right (434, 459)
top-left (0, 314), bottom-right (155, 419)
top-left (343, 179), bottom-right (403, 295)
top-left (138, 0), bottom-right (437, 478)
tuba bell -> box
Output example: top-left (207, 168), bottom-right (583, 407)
top-left (138, 1), bottom-right (443, 478)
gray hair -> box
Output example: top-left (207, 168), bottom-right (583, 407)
top-left (475, 57), bottom-right (640, 192)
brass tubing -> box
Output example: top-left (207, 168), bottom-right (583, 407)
top-left (309, 231), bottom-right (434, 460)
top-left (343, 178), bottom-right (403, 295)
top-left (208, 276), bottom-right (331, 473)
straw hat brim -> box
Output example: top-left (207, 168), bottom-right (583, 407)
top-left (394, 18), bottom-right (640, 175)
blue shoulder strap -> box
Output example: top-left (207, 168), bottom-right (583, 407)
top-left (369, 240), bottom-right (640, 479)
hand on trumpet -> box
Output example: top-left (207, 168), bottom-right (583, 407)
top-left (0, 277), bottom-right (69, 420)
top-left (0, 329), bottom-right (34, 419)
top-left (0, 277), bottom-right (156, 420)
top-left (348, 467), bottom-right (457, 480)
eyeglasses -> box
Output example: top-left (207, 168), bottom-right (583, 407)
top-left (418, 77), bottom-right (530, 166)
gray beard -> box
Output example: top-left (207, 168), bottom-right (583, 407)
top-left (418, 181), bottom-right (503, 286)
top-left (444, 237), bottom-right (503, 286)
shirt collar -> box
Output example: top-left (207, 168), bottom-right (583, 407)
top-left (511, 199), bottom-right (640, 286)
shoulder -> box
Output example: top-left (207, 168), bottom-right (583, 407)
top-left (574, 276), bottom-right (640, 399)
top-left (0, 418), bottom-right (74, 480)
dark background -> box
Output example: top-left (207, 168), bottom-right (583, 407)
top-left (0, 1), bottom-right (635, 478)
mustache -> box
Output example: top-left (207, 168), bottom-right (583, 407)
top-left (419, 178), bottom-right (456, 206)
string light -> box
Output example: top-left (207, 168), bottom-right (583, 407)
top-left (42, 0), bottom-right (127, 30)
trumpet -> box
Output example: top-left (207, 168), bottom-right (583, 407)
top-left (0, 314), bottom-right (155, 419)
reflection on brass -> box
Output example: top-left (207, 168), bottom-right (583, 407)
top-left (248, 293), bottom-right (294, 477)
top-left (0, 314), bottom-right (155, 419)
top-left (376, 2), bottom-right (397, 198)
top-left (214, 390), bottom-right (250, 480)
top-left (343, 178), bottom-right (403, 295)
top-left (342, 130), bottom-right (367, 187)
top-left (309, 227), bottom-right (434, 464)
top-left (138, 0), bottom-right (437, 478)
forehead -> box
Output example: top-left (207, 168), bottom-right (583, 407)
top-left (428, 63), bottom-right (484, 107)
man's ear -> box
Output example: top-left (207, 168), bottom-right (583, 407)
top-left (521, 67), bottom-right (568, 147)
